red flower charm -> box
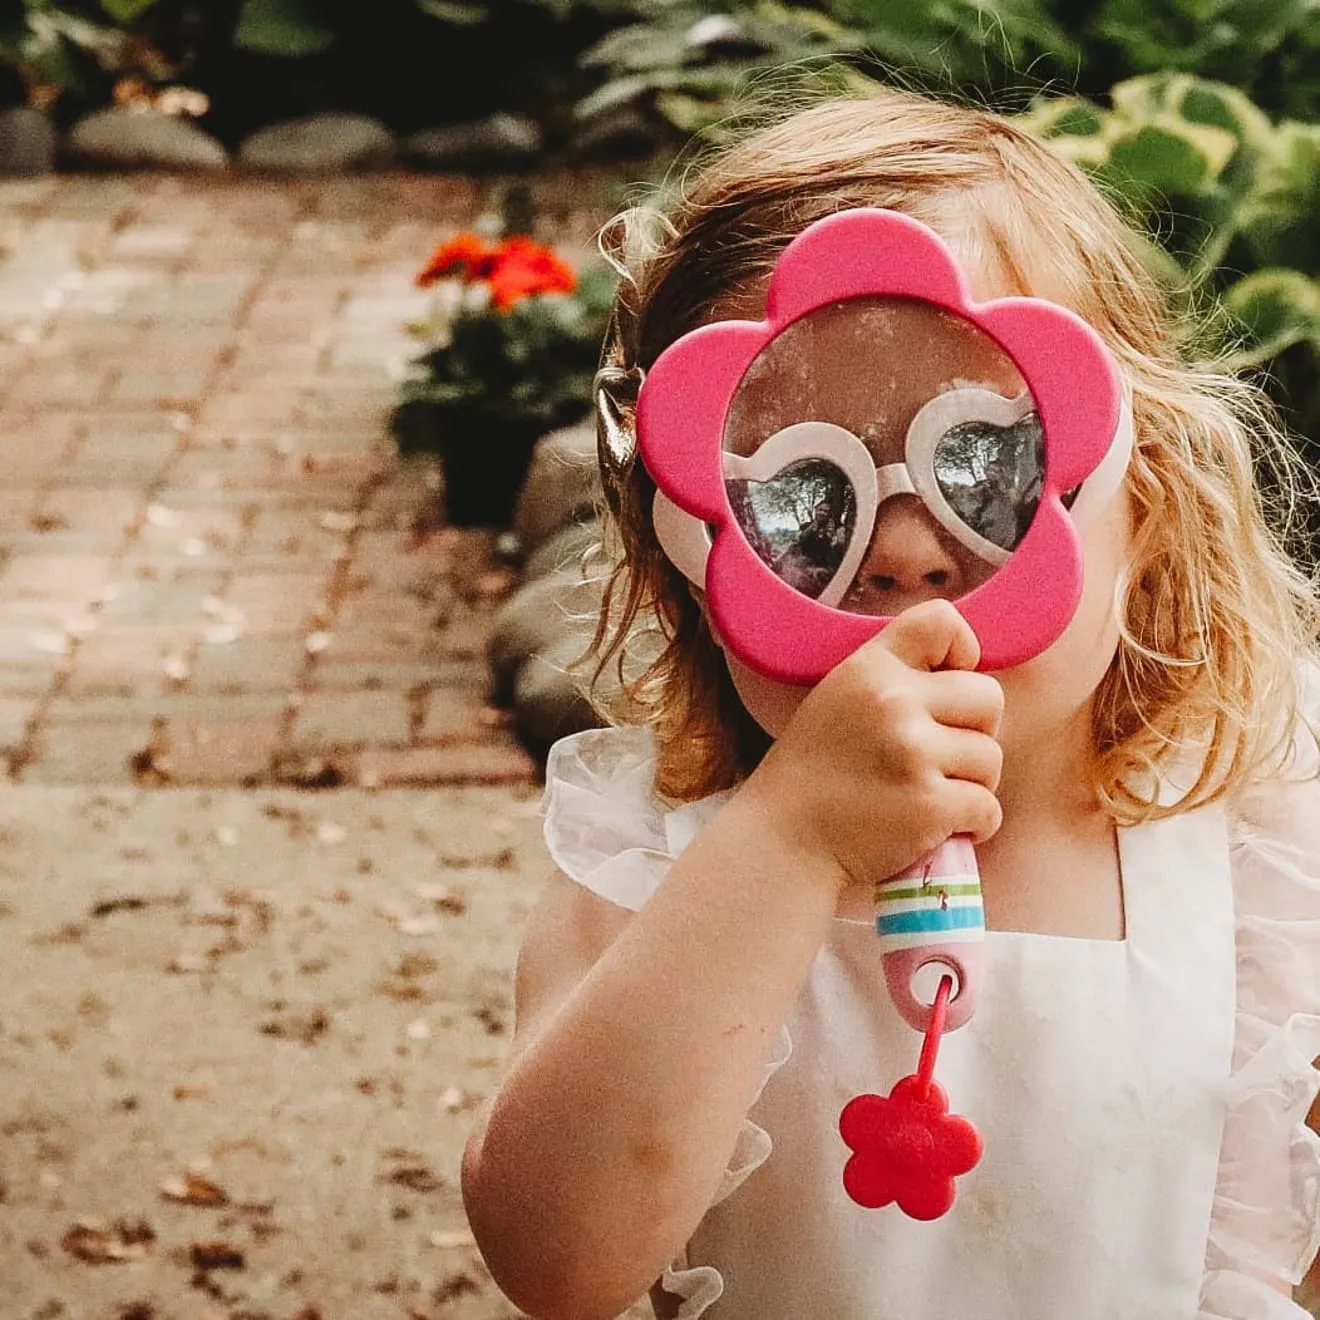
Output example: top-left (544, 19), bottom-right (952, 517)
top-left (840, 1078), bottom-right (982, 1221)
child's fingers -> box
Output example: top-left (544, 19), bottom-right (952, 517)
top-left (941, 779), bottom-right (1003, 845)
top-left (924, 670), bottom-right (1004, 737)
top-left (868, 600), bottom-right (980, 674)
top-left (931, 727), bottom-right (1003, 793)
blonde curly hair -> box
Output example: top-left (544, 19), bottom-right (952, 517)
top-left (588, 86), bottom-right (1319, 820)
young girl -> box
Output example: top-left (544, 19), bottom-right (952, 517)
top-left (462, 88), bottom-right (1320, 1319)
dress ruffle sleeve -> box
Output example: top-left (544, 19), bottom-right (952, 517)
top-left (542, 727), bottom-right (791, 1317)
top-left (1202, 679), bottom-right (1320, 1317)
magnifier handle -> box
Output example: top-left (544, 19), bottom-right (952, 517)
top-left (875, 836), bottom-right (984, 1033)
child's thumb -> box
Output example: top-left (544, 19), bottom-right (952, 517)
top-left (867, 599), bottom-right (981, 673)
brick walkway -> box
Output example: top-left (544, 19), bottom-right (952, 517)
top-left (0, 172), bottom-right (586, 792)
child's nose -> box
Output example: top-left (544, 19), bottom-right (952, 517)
top-left (843, 495), bottom-right (965, 615)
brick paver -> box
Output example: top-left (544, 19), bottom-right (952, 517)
top-left (0, 172), bottom-right (610, 789)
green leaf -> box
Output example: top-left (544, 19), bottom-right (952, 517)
top-left (232, 0), bottom-right (335, 56)
top-left (416, 0), bottom-right (490, 25)
top-left (656, 89), bottom-right (723, 131)
top-left (98, 0), bottom-right (161, 22)
top-left (1105, 117), bottom-right (1238, 194)
top-left (1018, 95), bottom-right (1103, 140)
top-left (1109, 73), bottom-right (1176, 121)
top-left (1238, 120), bottom-right (1320, 272)
top-left (1177, 80), bottom-right (1271, 148)
top-left (582, 20), bottom-right (690, 71)
top-left (1221, 268), bottom-right (1320, 366)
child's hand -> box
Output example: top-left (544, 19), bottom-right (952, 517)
top-left (748, 599), bottom-right (1004, 888)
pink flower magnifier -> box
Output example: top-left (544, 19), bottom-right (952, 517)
top-left (634, 207), bottom-right (1132, 1218)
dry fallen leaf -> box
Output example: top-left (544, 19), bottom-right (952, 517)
top-left (190, 1239), bottom-right (245, 1270)
top-left (160, 1171), bottom-right (230, 1207)
top-left (380, 1162), bottom-right (444, 1195)
top-left (412, 883), bottom-right (467, 916)
top-left (434, 1271), bottom-right (480, 1302)
top-left (167, 954), bottom-right (210, 975)
top-left (61, 1218), bottom-right (156, 1264)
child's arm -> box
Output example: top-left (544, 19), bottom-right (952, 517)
top-left (463, 601), bottom-right (1004, 1320)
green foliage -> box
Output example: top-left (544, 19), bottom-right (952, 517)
top-left (574, 0), bottom-right (1082, 138)
top-left (1088, 0), bottom-right (1320, 120)
top-left (97, 0), bottom-right (159, 22)
top-left (577, 1), bottom-right (859, 134)
top-left (1021, 73), bottom-right (1320, 378)
top-left (231, 0), bottom-right (336, 57)
top-left (0, 0), bottom-right (606, 133)
top-left (1222, 270), bottom-right (1320, 367)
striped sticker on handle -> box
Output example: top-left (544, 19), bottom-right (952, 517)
top-left (874, 866), bottom-right (985, 954)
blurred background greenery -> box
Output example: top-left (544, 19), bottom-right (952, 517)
top-left (3, 0), bottom-right (1318, 510)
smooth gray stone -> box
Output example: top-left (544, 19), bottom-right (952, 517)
top-left (66, 108), bottom-right (228, 171)
top-left (523, 518), bottom-right (604, 583)
top-left (239, 113), bottom-right (395, 174)
top-left (402, 113), bottom-right (542, 171)
top-left (571, 105), bottom-right (660, 163)
top-left (0, 107), bottom-right (55, 175)
top-left (511, 631), bottom-right (603, 755)
top-left (487, 565), bottom-right (605, 703)
top-left (513, 422), bottom-right (600, 557)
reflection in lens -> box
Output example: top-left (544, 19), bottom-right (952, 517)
top-left (727, 459), bottom-right (856, 599)
top-left (933, 412), bottom-right (1044, 552)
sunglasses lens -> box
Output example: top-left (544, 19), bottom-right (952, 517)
top-left (727, 458), bottom-right (856, 599)
top-left (932, 412), bottom-right (1045, 553)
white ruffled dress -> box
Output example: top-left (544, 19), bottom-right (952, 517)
top-left (543, 723), bottom-right (1320, 1319)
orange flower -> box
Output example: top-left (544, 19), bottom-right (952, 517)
top-left (484, 237), bottom-right (577, 311)
top-left (415, 233), bottom-right (497, 288)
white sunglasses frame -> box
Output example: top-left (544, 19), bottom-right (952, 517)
top-left (653, 386), bottom-right (1135, 606)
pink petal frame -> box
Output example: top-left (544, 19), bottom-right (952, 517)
top-left (636, 208), bottom-right (1123, 684)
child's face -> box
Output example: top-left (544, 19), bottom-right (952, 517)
top-left (703, 282), bottom-right (1133, 753)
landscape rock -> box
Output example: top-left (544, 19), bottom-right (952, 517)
top-left (487, 564), bottom-right (605, 704)
top-left (65, 108), bottom-right (228, 171)
top-left (0, 106), bottom-right (55, 175)
top-left (523, 517), bottom-right (604, 583)
top-left (402, 113), bottom-right (543, 172)
top-left (511, 631), bottom-right (601, 756)
top-left (239, 113), bottom-right (395, 175)
top-left (571, 105), bottom-right (661, 164)
top-left (513, 422), bottom-right (599, 557)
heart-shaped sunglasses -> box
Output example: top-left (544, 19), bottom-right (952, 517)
top-left (653, 385), bottom-right (1133, 609)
